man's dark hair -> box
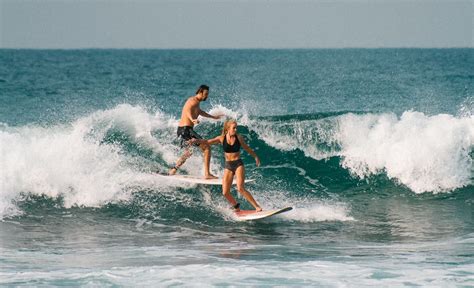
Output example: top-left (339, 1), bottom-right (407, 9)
top-left (196, 85), bottom-right (209, 94)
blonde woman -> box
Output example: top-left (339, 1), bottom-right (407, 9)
top-left (197, 120), bottom-right (262, 212)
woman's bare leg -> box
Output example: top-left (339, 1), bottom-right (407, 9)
top-left (235, 165), bottom-right (262, 211)
top-left (222, 169), bottom-right (238, 209)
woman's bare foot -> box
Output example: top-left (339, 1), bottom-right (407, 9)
top-left (232, 203), bottom-right (241, 212)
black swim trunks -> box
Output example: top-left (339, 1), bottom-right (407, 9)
top-left (177, 126), bottom-right (202, 148)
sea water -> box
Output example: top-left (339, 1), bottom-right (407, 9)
top-left (0, 49), bottom-right (473, 286)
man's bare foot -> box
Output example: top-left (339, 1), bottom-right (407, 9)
top-left (204, 174), bottom-right (218, 179)
top-left (168, 167), bottom-right (177, 175)
top-left (255, 207), bottom-right (262, 212)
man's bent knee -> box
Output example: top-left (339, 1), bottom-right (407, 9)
top-left (200, 142), bottom-right (210, 151)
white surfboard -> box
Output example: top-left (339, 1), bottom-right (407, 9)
top-left (158, 174), bottom-right (256, 186)
top-left (235, 207), bottom-right (293, 221)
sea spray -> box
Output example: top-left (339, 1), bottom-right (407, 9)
top-left (0, 105), bottom-right (212, 218)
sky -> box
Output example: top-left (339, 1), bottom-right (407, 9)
top-left (1, 0), bottom-right (472, 49)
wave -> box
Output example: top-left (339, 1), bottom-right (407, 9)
top-left (0, 104), bottom-right (352, 221)
top-left (244, 111), bottom-right (474, 194)
top-left (1, 104), bottom-right (472, 219)
top-left (0, 105), bottom-right (180, 218)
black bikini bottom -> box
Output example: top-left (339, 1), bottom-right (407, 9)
top-left (224, 159), bottom-right (243, 173)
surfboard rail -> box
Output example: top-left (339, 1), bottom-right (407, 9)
top-left (235, 207), bottom-right (293, 221)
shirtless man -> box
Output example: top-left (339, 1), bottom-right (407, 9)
top-left (168, 85), bottom-right (223, 179)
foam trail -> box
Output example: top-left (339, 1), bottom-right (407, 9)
top-left (281, 203), bottom-right (354, 222)
top-left (248, 189), bottom-right (354, 222)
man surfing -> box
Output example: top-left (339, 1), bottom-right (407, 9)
top-left (168, 85), bottom-right (223, 179)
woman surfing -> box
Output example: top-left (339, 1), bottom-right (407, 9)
top-left (196, 120), bottom-right (262, 212)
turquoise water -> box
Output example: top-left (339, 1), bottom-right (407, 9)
top-left (0, 49), bottom-right (473, 286)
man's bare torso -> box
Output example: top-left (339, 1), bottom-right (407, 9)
top-left (179, 96), bottom-right (200, 127)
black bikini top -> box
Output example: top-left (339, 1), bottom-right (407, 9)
top-left (223, 135), bottom-right (241, 153)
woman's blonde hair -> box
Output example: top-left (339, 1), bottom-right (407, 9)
top-left (222, 119), bottom-right (237, 136)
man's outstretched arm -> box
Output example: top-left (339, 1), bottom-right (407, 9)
top-left (199, 110), bottom-right (224, 120)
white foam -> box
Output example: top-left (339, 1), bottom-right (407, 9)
top-left (336, 111), bottom-right (474, 193)
top-left (0, 104), bottom-right (223, 218)
top-left (458, 96), bottom-right (474, 117)
top-left (207, 104), bottom-right (240, 121)
top-left (238, 188), bottom-right (354, 222)
top-left (281, 203), bottom-right (355, 222)
top-left (248, 111), bottom-right (474, 194)
top-left (219, 204), bottom-right (353, 223)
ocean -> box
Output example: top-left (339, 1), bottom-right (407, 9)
top-left (0, 49), bottom-right (473, 286)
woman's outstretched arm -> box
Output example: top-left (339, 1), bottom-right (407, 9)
top-left (192, 135), bottom-right (222, 146)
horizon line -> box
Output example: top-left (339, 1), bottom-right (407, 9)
top-left (1, 46), bottom-right (473, 50)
